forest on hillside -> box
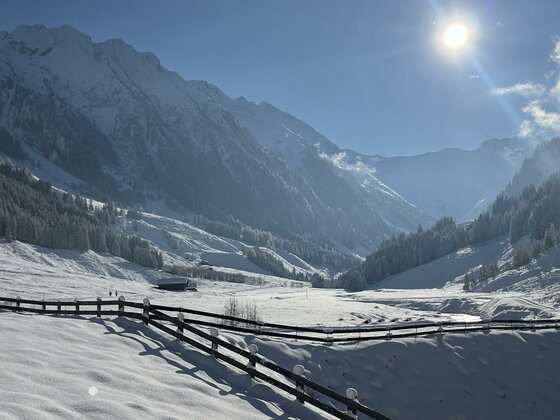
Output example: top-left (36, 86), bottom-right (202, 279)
top-left (338, 172), bottom-right (560, 291)
top-left (505, 138), bottom-right (560, 197)
top-left (0, 162), bottom-right (163, 269)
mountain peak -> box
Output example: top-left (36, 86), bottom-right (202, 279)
top-left (9, 24), bottom-right (92, 51)
top-left (0, 24), bottom-right (435, 253)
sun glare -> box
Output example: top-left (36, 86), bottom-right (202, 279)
top-left (443, 23), bottom-right (469, 49)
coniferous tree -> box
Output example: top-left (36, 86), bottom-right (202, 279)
top-left (544, 223), bottom-right (558, 249)
top-left (463, 273), bottom-right (472, 291)
top-left (0, 162), bottom-right (162, 269)
top-left (339, 173), bottom-right (560, 290)
top-left (513, 248), bottom-right (531, 268)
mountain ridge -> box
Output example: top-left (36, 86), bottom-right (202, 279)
top-left (0, 24), bottom-right (433, 256)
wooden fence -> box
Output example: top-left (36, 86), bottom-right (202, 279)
top-left (2, 295), bottom-right (559, 418)
top-left (90, 299), bottom-right (560, 343)
top-left (0, 296), bottom-right (391, 420)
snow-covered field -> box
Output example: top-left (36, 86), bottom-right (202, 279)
top-left (1, 240), bottom-right (560, 419)
top-left (0, 311), bottom-right (322, 419)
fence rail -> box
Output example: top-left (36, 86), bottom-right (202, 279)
top-left (0, 295), bottom-right (392, 420)
top-left (123, 299), bottom-right (560, 343)
top-left (3, 295), bottom-right (559, 418)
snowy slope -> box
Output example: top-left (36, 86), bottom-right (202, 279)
top-left (365, 234), bottom-right (560, 320)
top-left (479, 245), bottom-right (560, 305)
top-left (201, 85), bottom-right (432, 235)
top-left (0, 24), bottom-right (433, 254)
top-left (207, 81), bottom-right (538, 225)
top-left (364, 137), bottom-right (541, 221)
top-left (373, 236), bottom-right (515, 290)
top-left (0, 311), bottom-right (325, 420)
top-left (252, 329), bottom-right (560, 420)
top-left (2, 240), bottom-right (560, 419)
top-left (117, 211), bottom-right (323, 278)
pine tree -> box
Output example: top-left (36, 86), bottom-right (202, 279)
top-left (513, 248), bottom-right (531, 268)
top-left (463, 273), bottom-right (472, 291)
top-left (5, 216), bottom-right (16, 242)
top-left (544, 223), bottom-right (558, 250)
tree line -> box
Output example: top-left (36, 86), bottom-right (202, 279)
top-left (0, 162), bottom-right (163, 269)
top-left (338, 172), bottom-right (560, 291)
top-left (190, 213), bottom-right (360, 272)
top-left (245, 246), bottom-right (308, 281)
top-left (463, 222), bottom-right (560, 291)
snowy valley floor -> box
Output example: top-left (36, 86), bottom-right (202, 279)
top-left (1, 241), bottom-right (560, 419)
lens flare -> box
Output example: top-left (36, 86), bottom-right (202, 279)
top-left (443, 23), bottom-right (469, 49)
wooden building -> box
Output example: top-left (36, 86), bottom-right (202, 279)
top-left (155, 278), bottom-right (198, 292)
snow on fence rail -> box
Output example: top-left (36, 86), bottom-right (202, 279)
top-left (2, 296), bottom-right (559, 343)
top-left (116, 301), bottom-right (560, 339)
top-left (2, 296), bottom-right (559, 418)
top-left (108, 300), bottom-right (560, 343)
top-left (0, 295), bottom-right (391, 420)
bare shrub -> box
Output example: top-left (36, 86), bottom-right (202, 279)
top-left (222, 297), bottom-right (262, 326)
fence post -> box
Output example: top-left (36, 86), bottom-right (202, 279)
top-left (118, 295), bottom-right (125, 316)
top-left (437, 322), bottom-right (443, 334)
top-left (57, 298), bottom-right (61, 314)
top-left (143, 298), bottom-right (150, 326)
top-left (385, 327), bottom-right (393, 340)
top-left (16, 296), bottom-right (20, 310)
top-left (74, 298), bottom-right (79, 315)
top-left (483, 318), bottom-right (490, 334)
top-left (293, 364), bottom-right (306, 403)
top-left (345, 388), bottom-right (359, 419)
top-left (42, 298), bottom-right (46, 312)
top-left (324, 327), bottom-right (334, 345)
top-left (247, 344), bottom-right (259, 378)
top-left (97, 297), bottom-right (102, 318)
top-left (177, 312), bottom-right (185, 340)
top-left (209, 328), bottom-right (219, 357)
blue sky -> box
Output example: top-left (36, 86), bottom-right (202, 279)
top-left (2, 0), bottom-right (560, 156)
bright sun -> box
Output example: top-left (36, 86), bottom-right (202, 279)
top-left (443, 23), bottom-right (469, 49)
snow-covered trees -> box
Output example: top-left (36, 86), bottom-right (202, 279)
top-left (512, 248), bottom-right (532, 269)
top-left (462, 263), bottom-right (499, 292)
top-left (339, 173), bottom-right (560, 291)
top-left (0, 162), bottom-right (163, 270)
top-left (338, 216), bottom-right (469, 289)
top-left (246, 247), bottom-right (308, 280)
top-left (192, 214), bottom-right (359, 272)
top-left (544, 223), bottom-right (559, 250)
top-left (463, 272), bottom-right (474, 291)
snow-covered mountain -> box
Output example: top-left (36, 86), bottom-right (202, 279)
top-left (358, 137), bottom-right (541, 222)
top-left (195, 81), bottom-right (539, 225)
top-left (195, 79), bottom-right (540, 225)
top-left (0, 24), bottom-right (432, 255)
top-left (198, 86), bottom-right (432, 244)
top-left (505, 137), bottom-right (560, 197)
